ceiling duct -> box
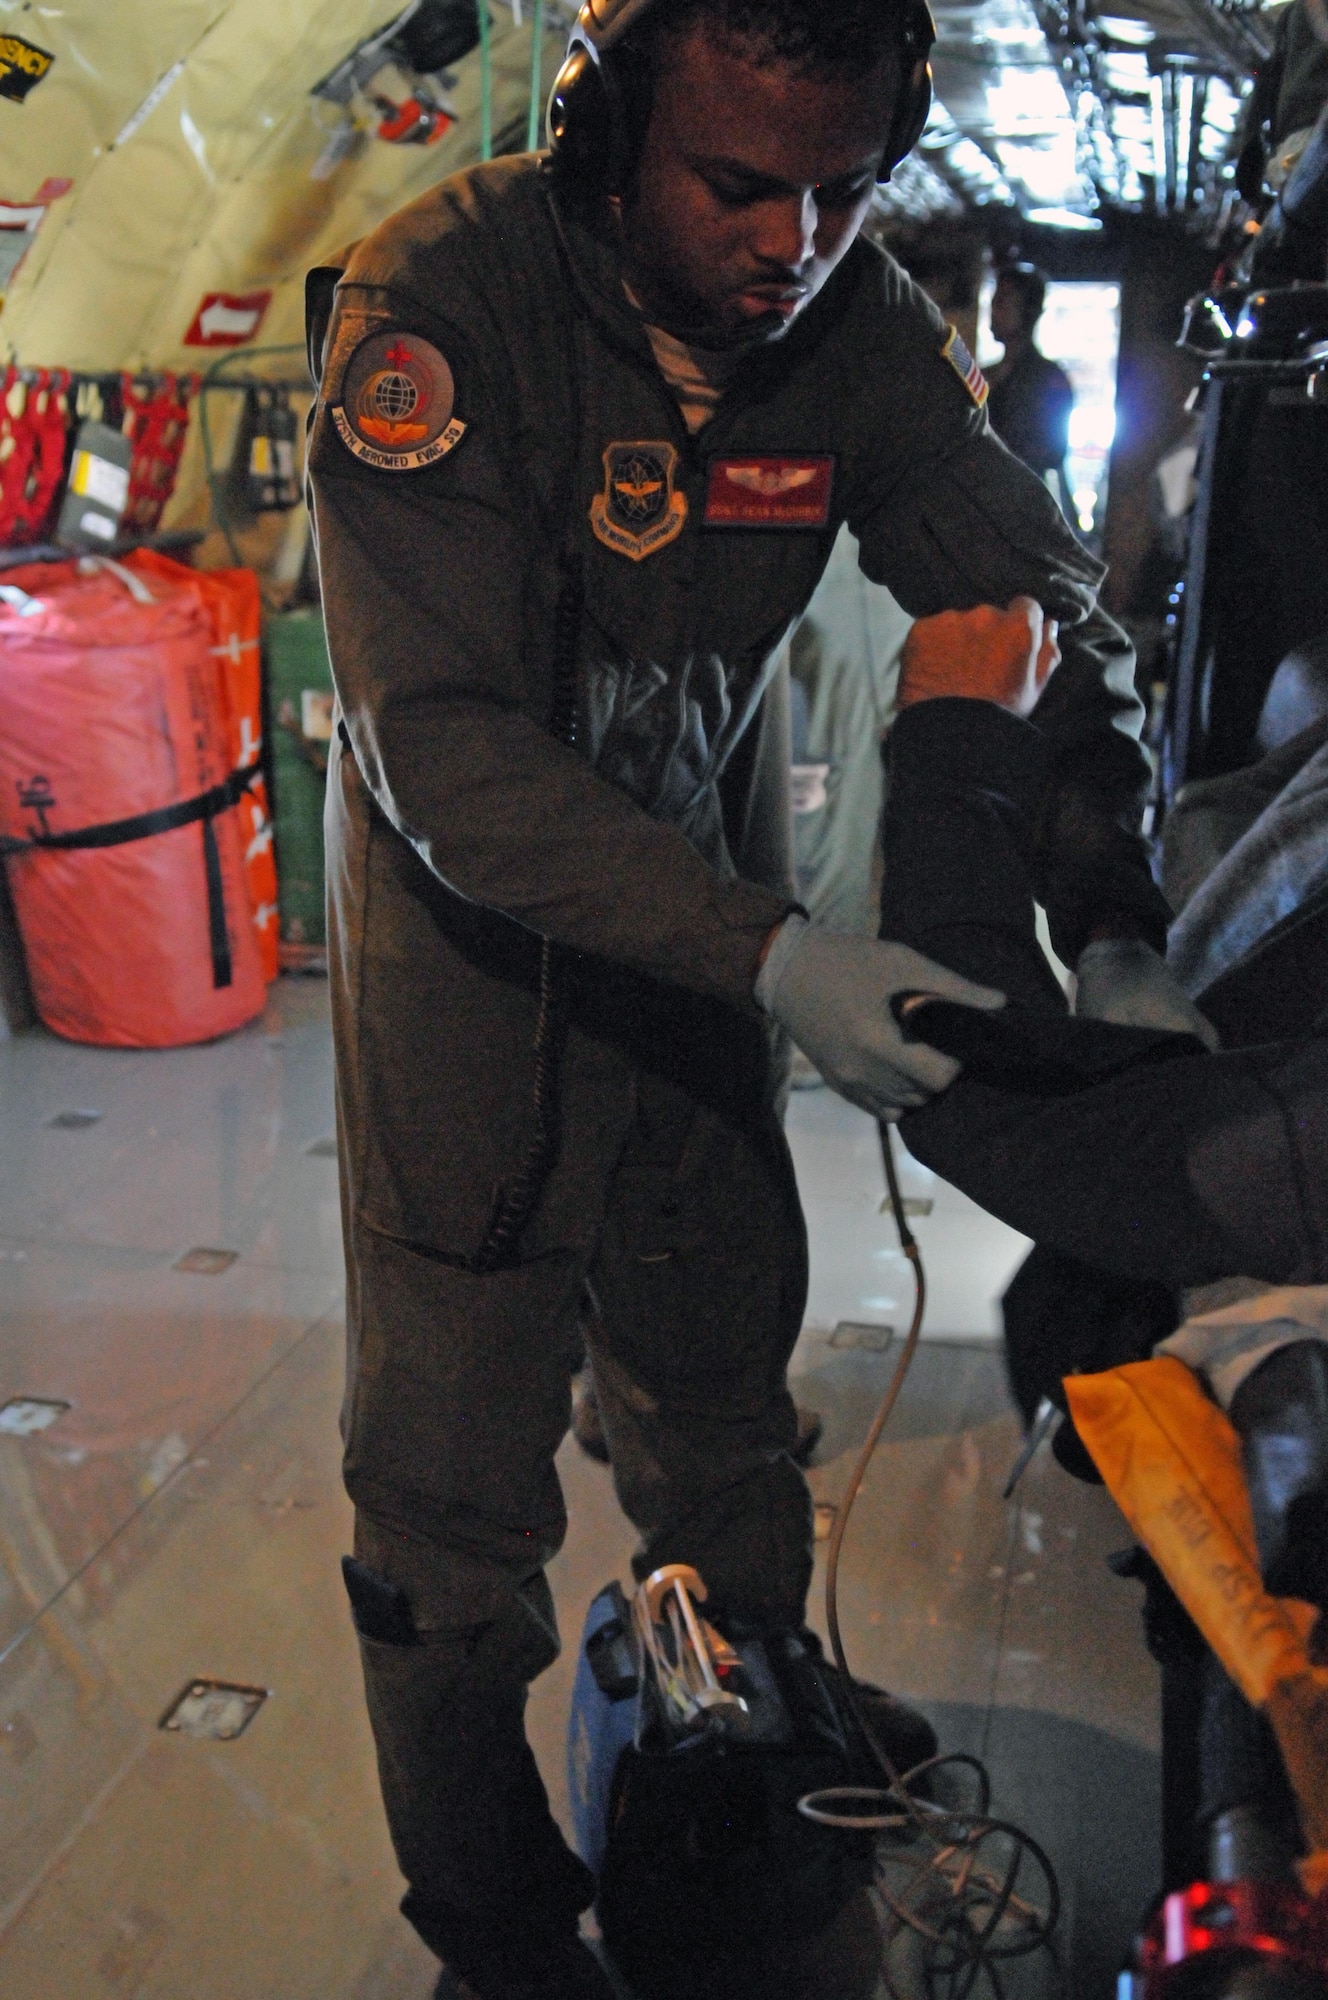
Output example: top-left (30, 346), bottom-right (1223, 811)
top-left (877, 0), bottom-right (1268, 231)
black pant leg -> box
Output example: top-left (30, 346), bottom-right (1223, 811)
top-left (879, 699), bottom-right (1066, 1013)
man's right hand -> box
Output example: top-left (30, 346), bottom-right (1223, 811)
top-left (897, 595), bottom-right (1060, 717)
top-left (755, 916), bottom-right (1005, 1121)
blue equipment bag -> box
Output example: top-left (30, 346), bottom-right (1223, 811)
top-left (567, 1580), bottom-right (641, 1880)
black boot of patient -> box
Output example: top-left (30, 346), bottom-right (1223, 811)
top-left (1231, 1340), bottom-right (1328, 1620)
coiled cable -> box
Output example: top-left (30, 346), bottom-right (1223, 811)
top-left (471, 567), bottom-right (582, 1272)
top-left (800, 1121), bottom-right (1063, 2000)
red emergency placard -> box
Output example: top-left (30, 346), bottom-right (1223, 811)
top-left (183, 290), bottom-right (272, 348)
top-left (703, 455), bottom-right (834, 528)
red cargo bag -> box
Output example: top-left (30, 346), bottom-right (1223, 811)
top-left (0, 556), bottom-right (266, 1047)
top-left (127, 550), bottom-right (280, 981)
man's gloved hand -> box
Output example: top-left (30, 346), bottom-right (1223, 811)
top-left (1074, 937), bottom-right (1221, 1050)
top-left (756, 915), bottom-right (1006, 1121)
top-left (897, 595), bottom-right (1061, 717)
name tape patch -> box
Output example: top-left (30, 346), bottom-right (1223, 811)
top-left (942, 325), bottom-right (988, 408)
top-left (703, 456), bottom-right (834, 529)
top-left (332, 329), bottom-right (466, 471)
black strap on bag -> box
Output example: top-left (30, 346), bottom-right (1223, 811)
top-left (0, 759), bottom-right (263, 990)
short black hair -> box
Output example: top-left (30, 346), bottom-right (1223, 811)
top-left (994, 262), bottom-right (1047, 330)
top-left (646, 0), bottom-right (905, 77)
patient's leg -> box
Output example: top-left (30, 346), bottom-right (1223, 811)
top-left (878, 700), bottom-right (1328, 1291)
top-left (878, 698), bottom-right (1065, 1013)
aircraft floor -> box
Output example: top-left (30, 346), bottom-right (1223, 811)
top-left (0, 978), bottom-right (1160, 1999)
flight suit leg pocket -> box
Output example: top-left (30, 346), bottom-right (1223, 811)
top-left (341, 1223), bottom-right (588, 1602)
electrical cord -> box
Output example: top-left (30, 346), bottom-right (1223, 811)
top-left (528, 0), bottom-right (546, 152)
top-left (800, 1120), bottom-right (1063, 2000)
top-left (478, 0), bottom-right (494, 160)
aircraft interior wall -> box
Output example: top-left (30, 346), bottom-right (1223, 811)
top-left (0, 0), bottom-right (559, 541)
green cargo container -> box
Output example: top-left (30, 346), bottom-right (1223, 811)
top-left (265, 609), bottom-right (334, 951)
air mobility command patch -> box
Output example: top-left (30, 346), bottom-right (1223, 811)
top-left (941, 325), bottom-right (989, 408)
top-left (332, 329), bottom-right (466, 471)
top-left (590, 442), bottom-right (687, 561)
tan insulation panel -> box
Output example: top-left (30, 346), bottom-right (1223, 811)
top-left (0, 0), bottom-right (564, 371)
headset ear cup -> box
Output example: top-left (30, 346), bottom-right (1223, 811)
top-left (878, 0), bottom-right (936, 182)
top-left (878, 58), bottom-right (932, 182)
top-left (547, 44), bottom-right (615, 177)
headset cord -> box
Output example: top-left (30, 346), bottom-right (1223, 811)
top-left (472, 216), bottom-right (589, 1277)
top-left (804, 1120), bottom-right (1063, 2000)
top-left (471, 567), bottom-right (582, 1272)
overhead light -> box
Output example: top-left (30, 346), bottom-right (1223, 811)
top-left (1069, 404), bottom-right (1117, 451)
top-left (996, 131), bottom-right (1086, 204)
top-left (1176, 71), bottom-right (1195, 208)
top-left (1097, 14), bottom-right (1155, 44)
top-left (984, 66), bottom-right (1075, 131)
top-left (1151, 73), bottom-right (1169, 197)
top-left (1025, 206), bottom-right (1104, 229)
top-left (1102, 51), bottom-right (1150, 91)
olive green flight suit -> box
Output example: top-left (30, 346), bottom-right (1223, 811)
top-left (306, 155), bottom-right (1166, 1966)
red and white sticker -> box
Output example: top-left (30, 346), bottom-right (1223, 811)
top-left (0, 180), bottom-right (71, 294)
top-left (184, 290), bottom-right (272, 348)
top-left (704, 455), bottom-right (834, 528)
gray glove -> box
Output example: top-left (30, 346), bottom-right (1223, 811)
top-left (755, 915), bottom-right (1005, 1121)
top-left (1074, 937), bottom-right (1220, 1050)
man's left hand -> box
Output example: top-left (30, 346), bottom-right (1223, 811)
top-left (1075, 937), bottom-right (1221, 1050)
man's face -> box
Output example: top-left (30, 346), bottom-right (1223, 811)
top-left (617, 23), bottom-right (899, 348)
top-left (989, 280), bottom-right (1029, 348)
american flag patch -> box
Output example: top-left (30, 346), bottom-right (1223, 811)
top-left (941, 325), bottom-right (989, 408)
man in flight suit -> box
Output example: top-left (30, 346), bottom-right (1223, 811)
top-left (305, 1), bottom-right (1212, 1992)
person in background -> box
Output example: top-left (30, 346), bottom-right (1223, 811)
top-left (788, 526), bottom-right (911, 942)
top-left (987, 262), bottom-right (1075, 514)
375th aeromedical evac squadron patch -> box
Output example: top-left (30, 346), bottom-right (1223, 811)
top-left (332, 330), bottom-right (467, 471)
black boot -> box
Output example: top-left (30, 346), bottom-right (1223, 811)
top-left (776, 1624), bottom-right (938, 1779)
top-left (1182, 1340), bottom-right (1328, 1877)
top-left (1231, 1339), bottom-right (1328, 1607)
top-left (433, 1931), bottom-right (618, 2000)
top-left (821, 1661), bottom-right (938, 1779)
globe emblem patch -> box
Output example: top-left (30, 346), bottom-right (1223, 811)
top-left (371, 371), bottom-right (420, 423)
top-left (332, 326), bottom-right (468, 471)
top-left (611, 450), bottom-right (667, 525)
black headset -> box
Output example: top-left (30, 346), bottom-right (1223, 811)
top-left (546, 0), bottom-right (936, 190)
